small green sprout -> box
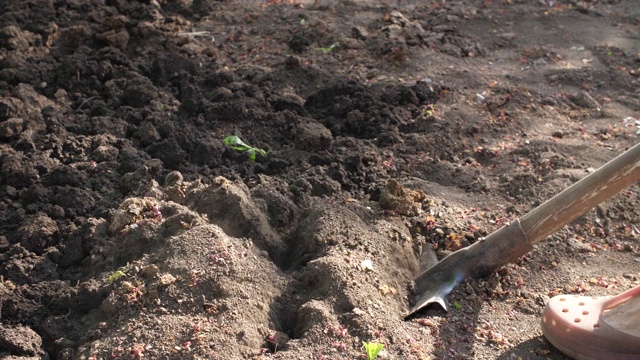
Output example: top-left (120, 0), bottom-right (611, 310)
top-left (108, 270), bottom-right (126, 283)
top-left (362, 341), bottom-right (384, 360)
top-left (223, 135), bottom-right (267, 162)
top-left (316, 44), bottom-right (336, 53)
top-left (422, 104), bottom-right (436, 117)
top-left (454, 301), bottom-right (462, 310)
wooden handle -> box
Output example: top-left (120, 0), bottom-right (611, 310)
top-left (520, 142), bottom-right (640, 245)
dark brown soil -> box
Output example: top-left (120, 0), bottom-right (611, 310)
top-left (1, 0), bottom-right (639, 359)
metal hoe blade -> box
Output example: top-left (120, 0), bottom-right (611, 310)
top-left (406, 141), bottom-right (640, 318)
top-left (406, 219), bottom-right (532, 318)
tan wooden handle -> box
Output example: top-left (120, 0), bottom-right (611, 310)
top-left (520, 142), bottom-right (640, 245)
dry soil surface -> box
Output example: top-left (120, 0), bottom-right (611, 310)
top-left (0, 0), bottom-right (639, 359)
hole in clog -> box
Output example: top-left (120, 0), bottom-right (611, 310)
top-left (593, 323), bottom-right (600, 329)
top-left (579, 302), bottom-right (585, 306)
top-left (574, 318), bottom-right (581, 323)
top-left (582, 311), bottom-right (589, 315)
top-left (562, 308), bottom-right (569, 313)
top-left (559, 298), bottom-right (566, 302)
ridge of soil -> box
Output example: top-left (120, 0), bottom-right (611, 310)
top-left (1, 0), bottom-right (639, 359)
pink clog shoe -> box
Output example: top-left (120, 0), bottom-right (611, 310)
top-left (541, 285), bottom-right (640, 360)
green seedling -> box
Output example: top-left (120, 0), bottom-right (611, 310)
top-left (316, 44), bottom-right (336, 53)
top-left (454, 301), bottom-right (462, 310)
top-left (362, 341), bottom-right (384, 360)
top-left (223, 135), bottom-right (267, 162)
top-left (422, 104), bottom-right (436, 117)
top-left (108, 270), bottom-right (126, 283)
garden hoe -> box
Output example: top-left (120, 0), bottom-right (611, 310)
top-left (407, 141), bottom-right (640, 318)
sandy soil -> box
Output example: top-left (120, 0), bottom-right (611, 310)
top-left (0, 0), bottom-right (639, 359)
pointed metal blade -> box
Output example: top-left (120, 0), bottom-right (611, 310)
top-left (407, 243), bottom-right (452, 314)
top-left (405, 260), bottom-right (463, 318)
top-left (406, 219), bottom-right (531, 318)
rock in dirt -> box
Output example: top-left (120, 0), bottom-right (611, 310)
top-left (352, 26), bottom-right (369, 40)
top-left (403, 21), bottom-right (427, 46)
top-left (155, 273), bottom-right (176, 287)
top-left (58, 25), bottom-right (92, 49)
top-left (0, 25), bottom-right (31, 50)
top-left (136, 121), bottom-right (162, 146)
top-left (288, 32), bottom-right (310, 53)
top-left (0, 118), bottom-right (24, 139)
top-left (270, 93), bottom-right (307, 115)
top-left (294, 120), bottom-right (333, 150)
top-left (13, 83), bottom-right (56, 115)
top-left (386, 11), bottom-right (408, 25)
top-left (571, 90), bottom-right (600, 109)
top-left (296, 176), bottom-right (342, 198)
top-left (91, 145), bottom-right (119, 163)
top-left (1, 153), bottom-right (39, 188)
top-left (96, 29), bottom-right (129, 50)
top-left (165, 171), bottom-right (184, 187)
top-left (379, 179), bottom-right (426, 216)
top-left (124, 78), bottom-right (157, 108)
top-left (16, 214), bottom-right (59, 253)
top-left (382, 11), bottom-right (426, 46)
top-left (0, 97), bottom-right (23, 120)
top-left (108, 197), bottom-right (160, 234)
top-left (0, 324), bottom-right (45, 357)
top-left (141, 264), bottom-right (159, 278)
top-left (566, 237), bottom-right (594, 253)
top-left (266, 331), bottom-right (290, 352)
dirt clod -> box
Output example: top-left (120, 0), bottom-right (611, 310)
top-left (379, 179), bottom-right (427, 216)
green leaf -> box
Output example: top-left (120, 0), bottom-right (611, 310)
top-left (454, 301), bottom-right (462, 309)
top-left (223, 135), bottom-right (250, 148)
top-left (223, 135), bottom-right (240, 145)
top-left (108, 270), bottom-right (126, 283)
top-left (317, 44), bottom-right (336, 53)
top-left (362, 341), bottom-right (384, 360)
top-left (247, 148), bottom-right (257, 162)
top-left (223, 135), bottom-right (267, 162)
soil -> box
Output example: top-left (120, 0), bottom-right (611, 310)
top-left (1, 0), bottom-right (639, 359)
